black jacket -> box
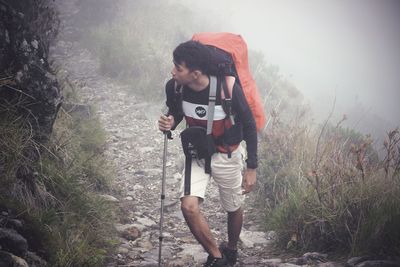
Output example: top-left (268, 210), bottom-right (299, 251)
top-left (165, 78), bottom-right (258, 169)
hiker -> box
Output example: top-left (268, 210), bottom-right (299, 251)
top-left (158, 40), bottom-right (258, 267)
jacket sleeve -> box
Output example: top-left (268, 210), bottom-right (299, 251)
top-left (165, 79), bottom-right (184, 130)
top-left (232, 83), bottom-right (258, 169)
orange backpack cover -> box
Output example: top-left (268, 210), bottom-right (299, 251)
top-left (192, 32), bottom-right (266, 132)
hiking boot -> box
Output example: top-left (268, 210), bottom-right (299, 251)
top-left (203, 255), bottom-right (228, 267)
top-left (219, 244), bottom-right (238, 266)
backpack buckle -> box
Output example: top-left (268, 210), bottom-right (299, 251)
top-left (223, 98), bottom-right (235, 125)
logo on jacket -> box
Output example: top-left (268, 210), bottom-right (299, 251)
top-left (195, 106), bottom-right (207, 118)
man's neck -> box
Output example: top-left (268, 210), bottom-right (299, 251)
top-left (188, 75), bottom-right (209, 92)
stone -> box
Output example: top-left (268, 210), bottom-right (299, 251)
top-left (240, 230), bottom-right (270, 248)
top-left (279, 264), bottom-right (303, 267)
top-left (31, 40), bottom-right (39, 49)
top-left (137, 239), bottom-right (153, 251)
top-left (117, 246), bottom-right (129, 254)
top-left (5, 219), bottom-right (23, 230)
top-left (62, 102), bottom-right (91, 119)
top-left (303, 252), bottom-right (328, 262)
top-left (126, 191), bottom-right (135, 197)
top-left (178, 243), bottom-right (207, 263)
top-left (346, 257), bottom-right (374, 267)
top-left (122, 226), bottom-right (141, 241)
top-left (262, 258), bottom-right (283, 267)
top-left (318, 262), bottom-right (345, 267)
top-left (0, 251), bottom-right (29, 267)
top-left (0, 228), bottom-right (28, 256)
top-left (133, 184), bottom-right (144, 190)
top-left (166, 254), bottom-right (193, 267)
top-left (356, 261), bottom-right (400, 267)
top-left (136, 217), bottom-right (157, 228)
top-left (138, 147), bottom-right (154, 154)
top-left (26, 251), bottom-right (47, 267)
top-left (287, 257), bottom-right (308, 265)
top-left (99, 194), bottom-right (119, 202)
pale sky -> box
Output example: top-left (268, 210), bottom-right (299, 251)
top-left (180, 0), bottom-right (400, 130)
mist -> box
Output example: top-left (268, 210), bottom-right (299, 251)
top-left (177, 0), bottom-right (400, 140)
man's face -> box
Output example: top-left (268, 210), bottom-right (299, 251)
top-left (171, 61), bottom-right (194, 85)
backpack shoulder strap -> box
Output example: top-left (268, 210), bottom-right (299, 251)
top-left (207, 76), bottom-right (217, 135)
top-left (221, 76), bottom-right (235, 125)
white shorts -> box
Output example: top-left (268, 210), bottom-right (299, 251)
top-left (180, 148), bottom-right (245, 212)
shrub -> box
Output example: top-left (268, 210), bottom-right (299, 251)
top-left (0, 90), bottom-right (117, 266)
top-left (258, 108), bottom-right (400, 255)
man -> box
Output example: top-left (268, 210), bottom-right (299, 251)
top-left (158, 40), bottom-right (257, 267)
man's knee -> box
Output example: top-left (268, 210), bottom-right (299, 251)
top-left (181, 196), bottom-right (200, 216)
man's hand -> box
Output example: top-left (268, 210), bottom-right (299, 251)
top-left (158, 114), bottom-right (174, 132)
top-left (242, 168), bottom-right (256, 194)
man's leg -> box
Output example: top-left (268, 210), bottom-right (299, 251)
top-left (227, 207), bottom-right (243, 250)
top-left (181, 196), bottom-right (222, 258)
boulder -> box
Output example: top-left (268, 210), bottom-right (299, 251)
top-left (0, 228), bottom-right (28, 256)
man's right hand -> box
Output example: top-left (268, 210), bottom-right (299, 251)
top-left (158, 114), bottom-right (175, 132)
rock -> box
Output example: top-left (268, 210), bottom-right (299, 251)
top-left (240, 230), bottom-right (270, 248)
top-left (4, 219), bottom-right (23, 230)
top-left (99, 194), bottom-right (119, 202)
top-left (0, 251), bottom-right (29, 267)
top-left (278, 264), bottom-right (302, 267)
top-left (166, 254), bottom-right (193, 267)
top-left (262, 258), bottom-right (283, 267)
top-left (117, 246), bottom-right (129, 254)
top-left (62, 102), bottom-right (91, 119)
top-left (136, 217), bottom-right (157, 228)
top-left (318, 262), bottom-right (345, 267)
top-left (31, 39), bottom-right (39, 49)
top-left (137, 239), bottom-right (153, 251)
top-left (122, 226), bottom-right (141, 241)
top-left (0, 228), bottom-right (28, 256)
top-left (138, 258), bottom-right (158, 266)
top-left (287, 257), bottom-right (308, 265)
top-left (26, 251), bottom-right (47, 267)
top-left (346, 257), bottom-right (375, 267)
top-left (138, 147), bottom-right (154, 154)
top-left (173, 172), bottom-right (182, 180)
top-left (133, 184), bottom-right (144, 191)
top-left (303, 252), bottom-right (328, 262)
top-left (143, 168), bottom-right (162, 177)
top-left (243, 256), bottom-right (261, 265)
top-left (179, 243), bottom-right (207, 263)
top-left (0, 251), bottom-right (14, 267)
top-left (266, 230), bottom-right (278, 241)
top-left (356, 261), bottom-right (400, 267)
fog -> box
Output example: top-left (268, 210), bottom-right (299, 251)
top-left (178, 0), bottom-right (400, 138)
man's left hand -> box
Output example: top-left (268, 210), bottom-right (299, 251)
top-left (242, 168), bottom-right (256, 194)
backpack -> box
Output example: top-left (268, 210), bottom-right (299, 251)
top-left (192, 32), bottom-right (266, 132)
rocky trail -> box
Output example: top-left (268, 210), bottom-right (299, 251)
top-left (48, 1), bottom-right (398, 267)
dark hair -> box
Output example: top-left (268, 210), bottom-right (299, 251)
top-left (173, 40), bottom-right (210, 74)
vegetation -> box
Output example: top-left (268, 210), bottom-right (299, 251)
top-left (257, 104), bottom-right (400, 255)
top-left (0, 78), bottom-right (117, 266)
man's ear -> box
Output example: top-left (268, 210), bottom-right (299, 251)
top-left (191, 70), bottom-right (202, 79)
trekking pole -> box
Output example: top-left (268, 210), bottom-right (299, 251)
top-left (158, 130), bottom-right (170, 266)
